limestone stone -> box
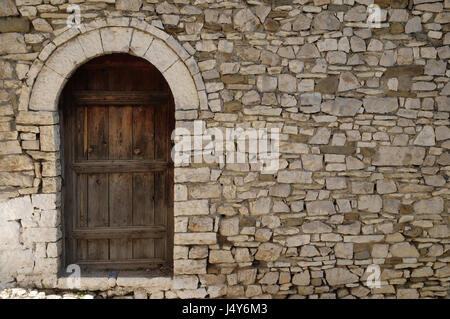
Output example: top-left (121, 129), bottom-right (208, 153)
top-left (16, 111), bottom-right (59, 125)
top-left (250, 197), bottom-right (272, 216)
top-left (335, 243), bottom-right (353, 259)
top-left (29, 66), bottom-right (66, 111)
top-left (309, 127), bottom-right (331, 145)
top-left (219, 217), bottom-right (239, 236)
top-left (350, 36), bottom-right (366, 52)
top-left (301, 154), bottom-right (323, 171)
top-left (389, 9), bottom-right (409, 22)
top-left (390, 242), bottom-right (419, 257)
top-left (351, 182), bottom-right (374, 194)
top-left (300, 245), bottom-right (319, 257)
top-left (40, 126), bottom-right (59, 152)
top-left (100, 27), bottom-right (132, 53)
top-left (306, 201), bottom-right (336, 216)
top-left (0, 172), bottom-right (33, 187)
top-left (22, 227), bottom-right (61, 243)
top-left (164, 60), bottom-right (199, 110)
top-left (31, 194), bottom-right (57, 210)
top-left (413, 197), bottom-right (444, 215)
top-left (424, 60), bottom-right (447, 76)
top-left (289, 60), bottom-right (304, 73)
top-left (0, 0), bottom-right (18, 17)
top-left (174, 200), bottom-right (209, 216)
top-left (0, 155), bottom-right (33, 172)
top-left (302, 221), bottom-right (332, 234)
top-left (0, 17), bottom-right (29, 33)
top-left (358, 195), bottom-right (382, 213)
top-left (209, 250), bottom-right (234, 264)
top-left (344, 6), bottom-right (367, 22)
top-left (297, 43), bottom-right (320, 59)
top-left (189, 185), bottom-right (221, 199)
top-left (116, 0), bottom-right (141, 11)
top-left (279, 142), bottom-right (308, 154)
top-left (317, 39), bottom-right (338, 52)
top-left (0, 33), bottom-right (26, 54)
top-left (32, 18), bottom-right (51, 32)
top-left (372, 147), bottom-right (425, 166)
top-left (0, 195), bottom-right (33, 221)
top-left (428, 225), bottom-right (450, 238)
top-left (326, 177), bottom-right (347, 190)
top-left (292, 271), bottom-right (310, 286)
top-left (255, 243), bottom-right (282, 261)
top-left (278, 74), bottom-right (297, 93)
top-left (268, 185), bottom-right (291, 198)
top-left (77, 30), bottom-right (103, 60)
top-left (286, 234), bottom-right (310, 247)
top-left (405, 17), bottom-right (422, 33)
top-left (174, 233), bottom-right (216, 245)
top-left (277, 171), bottom-right (313, 184)
top-left (0, 141), bottom-right (21, 155)
top-left (313, 12), bottom-right (340, 30)
top-left (257, 75), bottom-right (277, 92)
top-left (293, 14), bottom-right (312, 31)
top-left (146, 38), bottom-right (179, 74)
top-left (234, 8), bottom-right (260, 32)
top-left (413, 126), bottom-right (435, 146)
top-left (260, 51), bottom-right (280, 66)
top-left (436, 126), bottom-right (450, 141)
top-left (321, 98), bottom-right (362, 117)
top-left (376, 180), bottom-right (397, 194)
top-left (325, 268), bottom-right (358, 286)
top-left (424, 175), bottom-right (445, 187)
top-left (188, 217), bottom-right (213, 232)
top-left (175, 168), bottom-right (210, 183)
top-left (363, 97), bottom-right (398, 114)
top-left (338, 72), bottom-right (360, 92)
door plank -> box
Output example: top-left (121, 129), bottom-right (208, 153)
top-left (73, 226), bottom-right (166, 239)
top-left (73, 91), bottom-right (169, 105)
top-left (72, 160), bottom-right (168, 173)
top-left (87, 173), bottom-right (109, 260)
top-left (108, 106), bottom-right (133, 260)
top-left (133, 106), bottom-right (155, 160)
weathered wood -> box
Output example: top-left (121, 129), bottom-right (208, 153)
top-left (72, 226), bottom-right (166, 239)
top-left (73, 91), bottom-right (170, 105)
top-left (72, 160), bottom-right (169, 173)
top-left (76, 259), bottom-right (166, 270)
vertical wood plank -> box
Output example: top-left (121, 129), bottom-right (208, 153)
top-left (108, 106), bottom-right (133, 260)
top-left (132, 106), bottom-right (156, 259)
top-left (86, 106), bottom-right (109, 260)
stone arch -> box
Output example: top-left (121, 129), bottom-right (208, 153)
top-left (26, 18), bottom-right (206, 113)
top-left (19, 19), bottom-right (207, 278)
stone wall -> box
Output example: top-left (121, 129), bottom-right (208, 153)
top-left (0, 0), bottom-right (449, 299)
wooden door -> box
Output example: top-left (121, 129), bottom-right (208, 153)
top-left (61, 54), bottom-right (174, 270)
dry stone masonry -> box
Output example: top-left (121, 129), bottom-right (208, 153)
top-left (0, 0), bottom-right (449, 299)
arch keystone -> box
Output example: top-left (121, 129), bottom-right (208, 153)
top-left (100, 27), bottom-right (133, 53)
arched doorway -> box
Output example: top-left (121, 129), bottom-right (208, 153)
top-left (60, 54), bottom-right (174, 271)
